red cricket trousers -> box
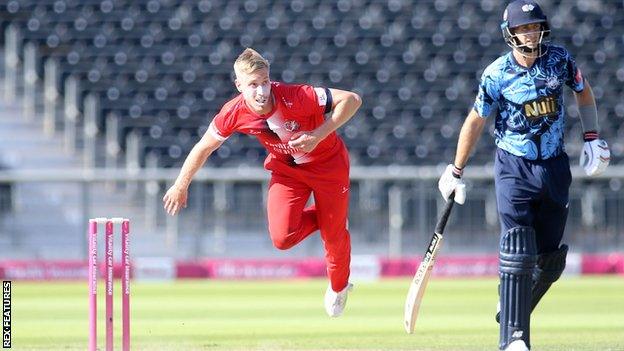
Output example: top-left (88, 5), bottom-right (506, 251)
top-left (264, 146), bottom-right (351, 292)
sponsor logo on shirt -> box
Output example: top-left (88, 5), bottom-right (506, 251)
top-left (264, 141), bottom-right (298, 154)
top-left (523, 95), bottom-right (558, 120)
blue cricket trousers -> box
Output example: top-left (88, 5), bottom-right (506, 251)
top-left (494, 148), bottom-right (572, 254)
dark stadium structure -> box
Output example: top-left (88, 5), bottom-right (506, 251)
top-left (1, 0), bottom-right (622, 169)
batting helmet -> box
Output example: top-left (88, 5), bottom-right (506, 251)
top-left (501, 0), bottom-right (551, 57)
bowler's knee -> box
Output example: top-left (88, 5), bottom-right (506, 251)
top-left (270, 232), bottom-right (296, 250)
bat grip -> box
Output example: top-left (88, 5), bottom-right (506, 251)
top-left (435, 192), bottom-right (455, 234)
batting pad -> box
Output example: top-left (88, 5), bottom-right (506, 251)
top-left (531, 244), bottom-right (568, 311)
top-left (499, 226), bottom-right (537, 350)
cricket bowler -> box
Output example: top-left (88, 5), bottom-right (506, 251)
top-left (163, 48), bottom-right (362, 317)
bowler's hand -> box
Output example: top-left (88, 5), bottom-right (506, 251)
top-left (163, 184), bottom-right (188, 216)
top-left (438, 164), bottom-right (466, 205)
top-left (580, 132), bottom-right (610, 176)
top-left (288, 131), bottom-right (321, 153)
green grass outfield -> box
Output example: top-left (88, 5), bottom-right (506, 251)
top-left (10, 276), bottom-right (624, 350)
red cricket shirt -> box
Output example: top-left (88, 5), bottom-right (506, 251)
top-left (208, 82), bottom-right (345, 165)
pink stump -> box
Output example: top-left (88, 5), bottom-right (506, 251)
top-left (105, 220), bottom-right (114, 351)
top-left (88, 220), bottom-right (98, 351)
top-left (121, 219), bottom-right (130, 351)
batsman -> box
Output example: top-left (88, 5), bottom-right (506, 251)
top-left (437, 1), bottom-right (610, 350)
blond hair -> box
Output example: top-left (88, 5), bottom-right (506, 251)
top-left (234, 48), bottom-right (270, 76)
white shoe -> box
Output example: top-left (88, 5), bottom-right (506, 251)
top-left (324, 283), bottom-right (353, 317)
top-left (504, 340), bottom-right (529, 351)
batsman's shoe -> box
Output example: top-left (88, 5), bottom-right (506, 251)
top-left (504, 340), bottom-right (529, 351)
top-left (324, 283), bottom-right (353, 317)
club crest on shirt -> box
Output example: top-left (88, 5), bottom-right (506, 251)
top-left (545, 76), bottom-right (560, 89)
top-left (283, 120), bottom-right (299, 132)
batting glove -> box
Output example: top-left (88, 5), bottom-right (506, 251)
top-left (579, 131), bottom-right (610, 177)
top-left (438, 164), bottom-right (466, 205)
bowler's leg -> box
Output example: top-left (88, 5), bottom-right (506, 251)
top-left (313, 184), bottom-right (351, 292)
top-left (310, 149), bottom-right (352, 293)
top-left (267, 172), bottom-right (318, 250)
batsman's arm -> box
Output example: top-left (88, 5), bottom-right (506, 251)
top-left (452, 109), bottom-right (487, 169)
top-left (574, 80), bottom-right (595, 106)
top-left (163, 132), bottom-right (223, 215)
top-left (574, 80), bottom-right (598, 132)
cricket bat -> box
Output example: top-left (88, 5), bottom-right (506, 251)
top-left (404, 193), bottom-right (456, 334)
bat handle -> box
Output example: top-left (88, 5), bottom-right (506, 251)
top-left (435, 192), bottom-right (455, 234)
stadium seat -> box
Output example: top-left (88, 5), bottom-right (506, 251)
top-left (1, 0), bottom-right (621, 167)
